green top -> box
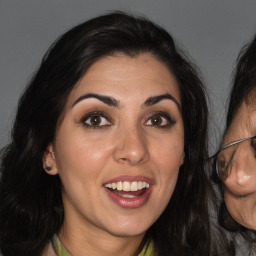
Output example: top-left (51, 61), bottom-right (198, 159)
top-left (51, 235), bottom-right (154, 256)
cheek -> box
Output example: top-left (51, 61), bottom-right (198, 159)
top-left (55, 130), bottom-right (113, 181)
top-left (151, 137), bottom-right (184, 169)
top-left (150, 135), bottom-right (184, 194)
top-left (150, 139), bottom-right (183, 213)
top-left (224, 190), bottom-right (241, 222)
top-left (224, 190), bottom-right (256, 230)
top-left (224, 192), bottom-right (233, 212)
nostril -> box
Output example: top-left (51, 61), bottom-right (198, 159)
top-left (119, 157), bottom-right (128, 163)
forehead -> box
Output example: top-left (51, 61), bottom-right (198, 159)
top-left (224, 100), bottom-right (256, 145)
top-left (66, 53), bottom-right (181, 107)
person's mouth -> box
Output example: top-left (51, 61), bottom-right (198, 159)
top-left (104, 181), bottom-right (150, 198)
top-left (103, 176), bottom-right (153, 209)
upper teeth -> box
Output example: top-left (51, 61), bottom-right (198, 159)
top-left (105, 181), bottom-right (150, 191)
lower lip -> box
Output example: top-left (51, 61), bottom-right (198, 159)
top-left (103, 186), bottom-right (153, 209)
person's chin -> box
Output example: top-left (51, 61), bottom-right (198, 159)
top-left (103, 217), bottom-right (151, 238)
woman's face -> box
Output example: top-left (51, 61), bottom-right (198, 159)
top-left (44, 53), bottom-right (184, 239)
top-left (220, 98), bottom-right (256, 230)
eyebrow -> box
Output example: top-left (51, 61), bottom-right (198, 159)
top-left (72, 93), bottom-right (181, 110)
top-left (144, 94), bottom-right (181, 111)
top-left (72, 93), bottom-right (120, 108)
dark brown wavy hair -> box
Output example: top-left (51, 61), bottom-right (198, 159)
top-left (1, 11), bottom-right (214, 256)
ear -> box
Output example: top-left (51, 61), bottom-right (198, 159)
top-left (42, 144), bottom-right (58, 175)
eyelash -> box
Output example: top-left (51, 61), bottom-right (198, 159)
top-left (144, 112), bottom-right (176, 128)
top-left (80, 111), bottom-right (112, 129)
top-left (80, 111), bottom-right (175, 129)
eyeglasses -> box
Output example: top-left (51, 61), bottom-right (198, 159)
top-left (213, 135), bottom-right (256, 181)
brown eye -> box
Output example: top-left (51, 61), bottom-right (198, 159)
top-left (145, 113), bottom-right (175, 128)
top-left (82, 112), bottom-right (111, 128)
top-left (89, 116), bottom-right (101, 126)
top-left (150, 115), bottom-right (164, 126)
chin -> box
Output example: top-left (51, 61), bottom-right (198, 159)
top-left (109, 229), bottom-right (146, 238)
top-left (104, 217), bottom-right (153, 237)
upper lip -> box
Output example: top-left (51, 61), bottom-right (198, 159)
top-left (103, 175), bottom-right (154, 186)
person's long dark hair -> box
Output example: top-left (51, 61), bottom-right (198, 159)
top-left (216, 35), bottom-right (256, 253)
top-left (226, 35), bottom-right (256, 128)
top-left (1, 11), bottom-right (212, 256)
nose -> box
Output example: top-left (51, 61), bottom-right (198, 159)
top-left (225, 141), bottom-right (256, 193)
top-left (113, 126), bottom-right (150, 166)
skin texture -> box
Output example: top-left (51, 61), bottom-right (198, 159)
top-left (222, 100), bottom-right (256, 230)
top-left (43, 53), bottom-right (184, 255)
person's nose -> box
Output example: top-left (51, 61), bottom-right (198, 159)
top-left (225, 141), bottom-right (256, 193)
top-left (113, 126), bottom-right (150, 166)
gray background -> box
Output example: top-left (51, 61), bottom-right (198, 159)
top-left (1, 0), bottom-right (256, 154)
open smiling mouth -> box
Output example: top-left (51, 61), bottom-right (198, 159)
top-left (104, 181), bottom-right (150, 199)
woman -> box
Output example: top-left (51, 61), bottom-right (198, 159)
top-left (214, 36), bottom-right (256, 251)
top-left (0, 11), bottom-right (213, 255)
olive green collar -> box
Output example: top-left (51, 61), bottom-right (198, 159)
top-left (52, 235), bottom-right (72, 256)
top-left (51, 235), bottom-right (153, 256)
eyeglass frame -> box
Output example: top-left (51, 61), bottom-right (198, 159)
top-left (212, 135), bottom-right (256, 181)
